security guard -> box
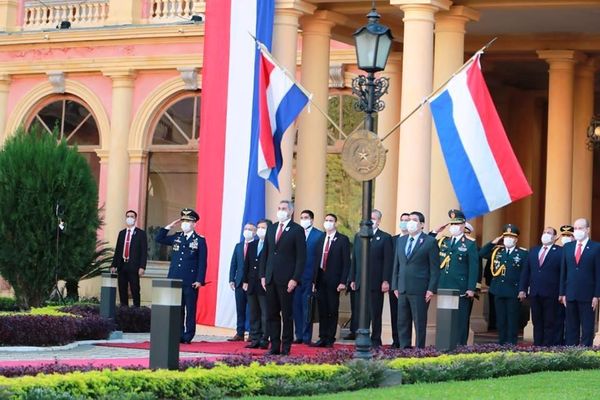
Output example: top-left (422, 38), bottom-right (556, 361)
top-left (480, 224), bottom-right (528, 345)
top-left (437, 209), bottom-right (479, 346)
top-left (155, 208), bottom-right (207, 344)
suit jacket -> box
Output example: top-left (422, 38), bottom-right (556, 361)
top-left (560, 240), bottom-right (600, 301)
top-left (229, 240), bottom-right (252, 287)
top-left (437, 235), bottom-right (479, 293)
top-left (520, 244), bottom-right (562, 298)
top-left (480, 242), bottom-right (528, 298)
top-left (244, 239), bottom-right (266, 295)
top-left (350, 229), bottom-right (393, 291)
top-left (111, 227), bottom-right (148, 272)
top-left (391, 232), bottom-right (440, 295)
top-left (260, 220), bottom-right (306, 285)
top-left (313, 231), bottom-right (351, 288)
top-left (155, 228), bottom-right (207, 285)
top-left (300, 227), bottom-right (325, 283)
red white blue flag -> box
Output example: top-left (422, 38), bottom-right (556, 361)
top-left (257, 49), bottom-right (309, 189)
top-left (195, 0), bottom-right (274, 327)
top-left (429, 55), bottom-right (532, 219)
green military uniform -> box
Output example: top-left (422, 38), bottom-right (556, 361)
top-left (437, 210), bottom-right (480, 346)
top-left (480, 224), bottom-right (528, 345)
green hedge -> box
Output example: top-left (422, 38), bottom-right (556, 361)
top-left (389, 349), bottom-right (600, 384)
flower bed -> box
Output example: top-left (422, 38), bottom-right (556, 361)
top-left (60, 305), bottom-right (151, 333)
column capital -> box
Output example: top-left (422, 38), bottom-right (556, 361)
top-left (436, 6), bottom-right (480, 33)
top-left (103, 69), bottom-right (137, 87)
top-left (95, 149), bottom-right (110, 163)
top-left (129, 149), bottom-right (149, 163)
top-left (276, 0), bottom-right (316, 16)
top-left (0, 74), bottom-right (10, 89)
top-left (300, 10), bottom-right (346, 33)
top-left (392, 0), bottom-right (452, 20)
top-left (537, 50), bottom-right (586, 68)
top-left (575, 58), bottom-right (597, 78)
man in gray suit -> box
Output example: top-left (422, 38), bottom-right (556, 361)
top-left (391, 211), bottom-right (440, 348)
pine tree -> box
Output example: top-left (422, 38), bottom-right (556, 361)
top-left (0, 125), bottom-right (100, 308)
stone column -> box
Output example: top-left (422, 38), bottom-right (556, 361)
top-left (374, 53), bottom-right (402, 234)
top-left (391, 0), bottom-right (451, 231)
top-left (0, 74), bottom-right (10, 145)
top-left (128, 149), bottom-right (149, 221)
top-left (429, 6), bottom-right (479, 228)
top-left (295, 11), bottom-right (335, 224)
top-left (108, 0), bottom-right (142, 25)
top-left (103, 70), bottom-right (136, 243)
top-left (571, 59), bottom-right (595, 222)
top-left (266, 1), bottom-right (315, 216)
top-left (0, 0), bottom-right (19, 32)
top-left (537, 50), bottom-right (580, 229)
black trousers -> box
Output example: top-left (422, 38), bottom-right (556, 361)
top-left (565, 300), bottom-right (595, 347)
top-left (369, 290), bottom-right (384, 345)
top-left (117, 262), bottom-right (141, 307)
top-left (317, 284), bottom-right (340, 344)
top-left (397, 293), bottom-right (429, 348)
top-left (247, 291), bottom-right (268, 342)
top-left (495, 296), bottom-right (520, 345)
top-left (388, 291), bottom-right (399, 345)
top-left (266, 283), bottom-right (294, 352)
top-left (234, 286), bottom-right (247, 336)
top-left (530, 295), bottom-right (559, 346)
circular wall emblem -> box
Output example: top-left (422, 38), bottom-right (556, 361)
top-left (341, 129), bottom-right (387, 181)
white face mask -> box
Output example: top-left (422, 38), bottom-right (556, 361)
top-left (560, 236), bottom-right (573, 245)
top-left (399, 221), bottom-right (408, 231)
top-left (300, 219), bottom-right (312, 230)
top-left (243, 229), bottom-right (254, 240)
top-left (449, 225), bottom-right (462, 237)
top-left (276, 210), bottom-right (288, 222)
top-left (541, 233), bottom-right (554, 245)
top-left (323, 221), bottom-right (335, 231)
top-left (574, 229), bottom-right (586, 242)
top-left (181, 221), bottom-right (193, 233)
top-left (256, 227), bottom-right (266, 240)
top-left (406, 220), bottom-right (419, 234)
top-left (125, 217), bottom-right (135, 226)
top-left (503, 237), bottom-right (516, 248)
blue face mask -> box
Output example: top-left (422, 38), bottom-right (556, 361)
top-left (399, 221), bottom-right (408, 231)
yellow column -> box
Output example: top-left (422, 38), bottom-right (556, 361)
top-left (392, 0), bottom-right (451, 230)
top-left (0, 74), bottom-right (10, 144)
top-left (571, 59), bottom-right (595, 222)
top-left (103, 70), bottom-right (136, 243)
top-left (537, 50), bottom-right (580, 229)
top-left (107, 0), bottom-right (142, 25)
top-left (295, 12), bottom-right (334, 224)
top-left (374, 53), bottom-right (402, 234)
top-left (430, 6), bottom-right (479, 228)
top-left (0, 0), bottom-right (19, 32)
top-left (267, 1), bottom-right (315, 216)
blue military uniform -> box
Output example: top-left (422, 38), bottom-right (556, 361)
top-left (480, 224), bottom-right (528, 345)
top-left (155, 208), bottom-right (207, 343)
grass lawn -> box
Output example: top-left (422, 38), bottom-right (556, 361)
top-left (250, 369), bottom-right (600, 399)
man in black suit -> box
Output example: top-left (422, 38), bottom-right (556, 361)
top-left (349, 209), bottom-right (393, 348)
top-left (111, 210), bottom-right (147, 307)
top-left (519, 227), bottom-right (563, 346)
top-left (391, 211), bottom-right (439, 348)
top-left (260, 200), bottom-right (306, 355)
top-left (559, 218), bottom-right (600, 347)
top-left (312, 213), bottom-right (350, 347)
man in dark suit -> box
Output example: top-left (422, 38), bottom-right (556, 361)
top-left (259, 200), bottom-right (306, 355)
top-left (391, 211), bottom-right (439, 348)
top-left (349, 209), bottom-right (393, 348)
top-left (243, 219), bottom-right (270, 349)
top-left (519, 227), bottom-right (563, 346)
top-left (559, 218), bottom-right (600, 347)
top-left (228, 222), bottom-right (256, 341)
top-left (293, 210), bottom-right (324, 344)
top-left (312, 213), bottom-right (350, 347)
top-left (111, 210), bottom-right (147, 307)
top-left (155, 208), bottom-right (207, 344)
top-left (554, 225), bottom-right (574, 345)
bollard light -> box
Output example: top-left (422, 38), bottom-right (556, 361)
top-left (150, 279), bottom-right (182, 370)
top-left (435, 288), bottom-right (461, 351)
top-left (100, 272), bottom-right (117, 319)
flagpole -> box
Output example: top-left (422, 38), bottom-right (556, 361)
top-left (379, 37), bottom-right (497, 143)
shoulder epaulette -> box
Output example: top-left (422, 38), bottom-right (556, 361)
top-left (519, 246), bottom-right (527, 251)
top-left (465, 235), bottom-right (476, 242)
top-left (437, 236), bottom-right (449, 247)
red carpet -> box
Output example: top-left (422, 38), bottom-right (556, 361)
top-left (98, 340), bottom-right (352, 356)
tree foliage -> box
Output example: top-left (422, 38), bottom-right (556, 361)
top-left (0, 125), bottom-right (99, 308)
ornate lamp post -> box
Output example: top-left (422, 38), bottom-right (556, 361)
top-left (343, 5), bottom-right (392, 360)
top-left (587, 116), bottom-right (600, 150)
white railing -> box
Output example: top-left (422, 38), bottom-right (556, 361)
top-left (149, 0), bottom-right (198, 23)
top-left (24, 1), bottom-right (109, 31)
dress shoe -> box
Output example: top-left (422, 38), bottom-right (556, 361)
top-left (259, 341), bottom-right (269, 349)
top-left (310, 339), bottom-right (327, 347)
top-left (181, 339), bottom-right (192, 344)
top-left (245, 341), bottom-right (260, 349)
top-left (267, 348), bottom-right (280, 355)
top-left (281, 346), bottom-right (291, 355)
top-left (293, 339), bottom-right (303, 344)
top-left (227, 334), bottom-right (245, 342)
top-left (342, 333), bottom-right (356, 340)
top-left (391, 342), bottom-right (400, 349)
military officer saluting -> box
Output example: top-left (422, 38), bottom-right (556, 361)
top-left (437, 209), bottom-right (479, 346)
top-left (155, 208), bottom-right (207, 344)
top-left (480, 224), bottom-right (528, 345)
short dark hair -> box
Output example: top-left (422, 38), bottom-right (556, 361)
top-left (547, 227), bottom-right (557, 236)
top-left (257, 218), bottom-right (272, 227)
top-left (400, 212), bottom-right (410, 219)
top-left (325, 213), bottom-right (338, 222)
top-left (410, 211), bottom-right (425, 223)
top-left (126, 210), bottom-right (137, 218)
top-left (301, 209), bottom-right (314, 220)
top-left (245, 222), bottom-right (256, 228)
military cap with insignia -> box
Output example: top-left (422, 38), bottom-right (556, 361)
top-left (448, 209), bottom-right (466, 224)
top-left (180, 208), bottom-right (199, 222)
top-left (559, 225), bottom-right (574, 236)
top-left (502, 223), bottom-right (519, 237)
top-left (465, 222), bottom-right (474, 234)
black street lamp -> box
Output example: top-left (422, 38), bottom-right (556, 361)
top-left (351, 6), bottom-right (392, 360)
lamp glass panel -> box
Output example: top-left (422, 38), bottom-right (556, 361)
top-left (355, 31), bottom-right (378, 70)
top-left (375, 34), bottom-right (392, 70)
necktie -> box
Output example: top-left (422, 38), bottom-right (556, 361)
top-left (257, 241), bottom-right (263, 255)
top-left (575, 243), bottom-right (583, 264)
top-left (243, 242), bottom-right (248, 258)
top-left (538, 246), bottom-right (548, 266)
top-left (276, 223), bottom-right (284, 243)
top-left (124, 229), bottom-right (131, 261)
top-left (406, 236), bottom-right (415, 257)
top-left (451, 238), bottom-right (456, 247)
top-left (321, 236), bottom-right (331, 270)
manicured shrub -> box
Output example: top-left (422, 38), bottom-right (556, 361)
top-left (0, 297), bottom-right (18, 312)
top-left (59, 305), bottom-right (151, 333)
